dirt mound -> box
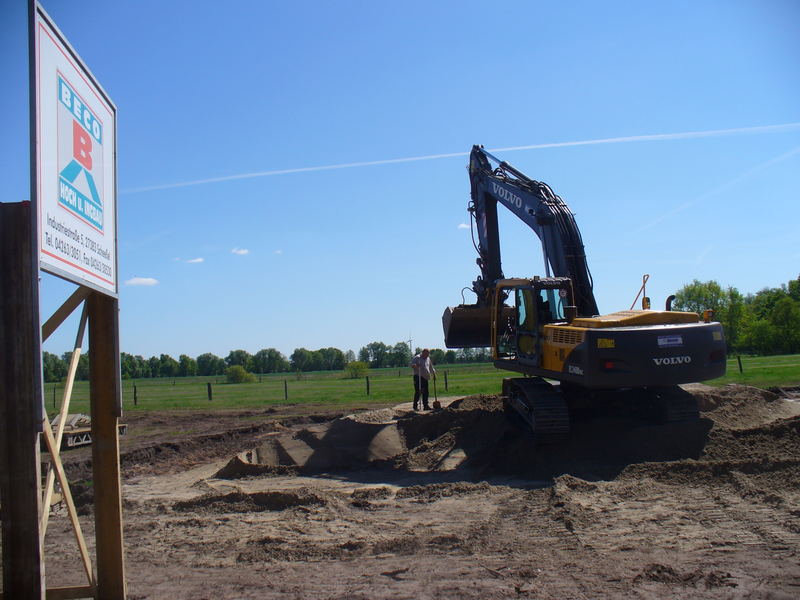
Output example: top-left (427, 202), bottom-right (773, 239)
top-left (210, 386), bottom-right (800, 485)
top-left (692, 384), bottom-right (798, 429)
top-left (173, 488), bottom-right (329, 514)
top-left (395, 481), bottom-right (495, 503)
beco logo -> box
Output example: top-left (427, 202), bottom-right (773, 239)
top-left (57, 75), bottom-right (104, 232)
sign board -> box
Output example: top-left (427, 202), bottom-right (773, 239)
top-left (34, 4), bottom-right (118, 296)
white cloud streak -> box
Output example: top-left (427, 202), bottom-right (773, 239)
top-left (457, 223), bottom-right (470, 229)
top-left (121, 123), bottom-right (800, 194)
top-left (125, 277), bottom-right (159, 286)
top-left (186, 257), bottom-right (204, 263)
top-left (638, 144), bottom-right (800, 231)
top-left (231, 248), bottom-right (250, 255)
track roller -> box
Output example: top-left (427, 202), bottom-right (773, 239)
top-left (502, 377), bottom-right (570, 444)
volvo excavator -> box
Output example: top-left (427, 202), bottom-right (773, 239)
top-left (443, 145), bottom-right (727, 441)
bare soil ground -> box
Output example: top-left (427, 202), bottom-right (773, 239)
top-left (12, 385), bottom-right (800, 598)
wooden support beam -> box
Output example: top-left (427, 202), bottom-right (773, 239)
top-left (41, 419), bottom-right (95, 586)
top-left (41, 286), bottom-right (90, 342)
top-left (0, 202), bottom-right (45, 598)
top-left (41, 306), bottom-right (88, 538)
top-left (88, 292), bottom-right (127, 599)
top-left (1, 586), bottom-right (97, 600)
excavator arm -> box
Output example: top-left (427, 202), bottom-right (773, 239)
top-left (444, 146), bottom-right (597, 348)
top-left (468, 145), bottom-right (598, 316)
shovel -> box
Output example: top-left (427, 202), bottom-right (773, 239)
top-left (432, 374), bottom-right (441, 410)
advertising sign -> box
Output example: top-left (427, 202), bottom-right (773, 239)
top-left (34, 5), bottom-right (117, 296)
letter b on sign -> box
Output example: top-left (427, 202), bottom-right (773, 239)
top-left (72, 119), bottom-right (93, 170)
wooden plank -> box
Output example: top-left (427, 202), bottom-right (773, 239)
top-left (3, 585), bottom-right (96, 600)
top-left (88, 292), bottom-right (127, 599)
top-left (46, 585), bottom-right (97, 600)
top-left (41, 419), bottom-right (95, 587)
top-left (41, 287), bottom-right (89, 342)
top-left (41, 306), bottom-right (88, 538)
top-left (0, 202), bottom-right (45, 598)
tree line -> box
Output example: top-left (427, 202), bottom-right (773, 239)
top-left (674, 275), bottom-right (800, 355)
top-left (42, 275), bottom-right (798, 384)
top-left (41, 342), bottom-right (491, 384)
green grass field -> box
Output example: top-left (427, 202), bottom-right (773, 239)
top-left (44, 354), bottom-right (800, 415)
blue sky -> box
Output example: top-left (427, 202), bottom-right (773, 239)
top-left (2, 0), bottom-right (799, 360)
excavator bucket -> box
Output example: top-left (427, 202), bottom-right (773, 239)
top-left (443, 305), bottom-right (513, 348)
top-left (443, 305), bottom-right (493, 348)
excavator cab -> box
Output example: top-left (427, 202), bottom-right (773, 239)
top-left (491, 277), bottom-right (575, 366)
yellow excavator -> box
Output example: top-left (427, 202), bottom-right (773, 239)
top-left (443, 146), bottom-right (726, 441)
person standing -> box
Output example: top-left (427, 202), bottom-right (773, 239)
top-left (410, 348), bottom-right (436, 411)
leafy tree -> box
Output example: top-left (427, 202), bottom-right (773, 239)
top-left (42, 351), bottom-right (67, 383)
top-left (388, 342), bottom-right (411, 368)
top-left (178, 354), bottom-right (198, 377)
top-left (226, 365), bottom-right (255, 383)
top-left (134, 355), bottom-right (149, 378)
top-left (147, 356), bottom-right (160, 378)
top-left (429, 348), bottom-right (446, 365)
top-left (360, 341), bottom-right (389, 368)
top-left (357, 347), bottom-right (370, 363)
top-left (743, 319), bottom-right (778, 355)
top-left (158, 354), bottom-right (179, 378)
top-left (120, 352), bottom-right (139, 379)
top-left (252, 348), bottom-right (289, 373)
top-left (58, 352), bottom-right (90, 380)
top-left (345, 361), bottom-right (368, 379)
top-left (290, 348), bottom-right (314, 372)
top-left (748, 287), bottom-right (788, 321)
top-left (673, 279), bottom-right (726, 315)
top-left (225, 349), bottom-right (253, 371)
top-left (445, 350), bottom-right (457, 364)
top-left (197, 352), bottom-right (225, 376)
top-left (317, 347), bottom-right (345, 371)
top-left (344, 349), bottom-right (356, 363)
top-left (768, 297), bottom-right (800, 354)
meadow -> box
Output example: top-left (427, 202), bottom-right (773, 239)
top-left (45, 354), bottom-right (800, 415)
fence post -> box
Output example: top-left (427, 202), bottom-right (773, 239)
top-left (284, 379), bottom-right (288, 401)
top-left (53, 385), bottom-right (57, 409)
top-left (445, 370), bottom-right (449, 391)
top-left (134, 384), bottom-right (138, 406)
top-left (737, 355), bottom-right (743, 374)
top-left (207, 382), bottom-right (212, 402)
top-left (366, 376), bottom-right (370, 396)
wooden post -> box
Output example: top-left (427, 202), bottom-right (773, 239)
top-left (88, 292), bottom-right (127, 599)
top-left (445, 370), bottom-right (449, 391)
top-left (134, 384), bottom-right (138, 406)
top-left (207, 382), bottom-right (212, 401)
top-left (737, 355), bottom-right (743, 374)
top-left (0, 202), bottom-right (45, 599)
top-left (284, 379), bottom-right (288, 401)
top-left (366, 376), bottom-right (370, 396)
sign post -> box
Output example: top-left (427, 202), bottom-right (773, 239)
top-left (0, 3), bottom-right (124, 598)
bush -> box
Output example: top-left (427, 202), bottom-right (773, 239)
top-left (345, 361), bottom-right (369, 379)
top-left (226, 365), bottom-right (255, 384)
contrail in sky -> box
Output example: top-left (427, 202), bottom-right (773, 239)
top-left (122, 122), bottom-right (800, 194)
top-left (637, 144), bottom-right (800, 231)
